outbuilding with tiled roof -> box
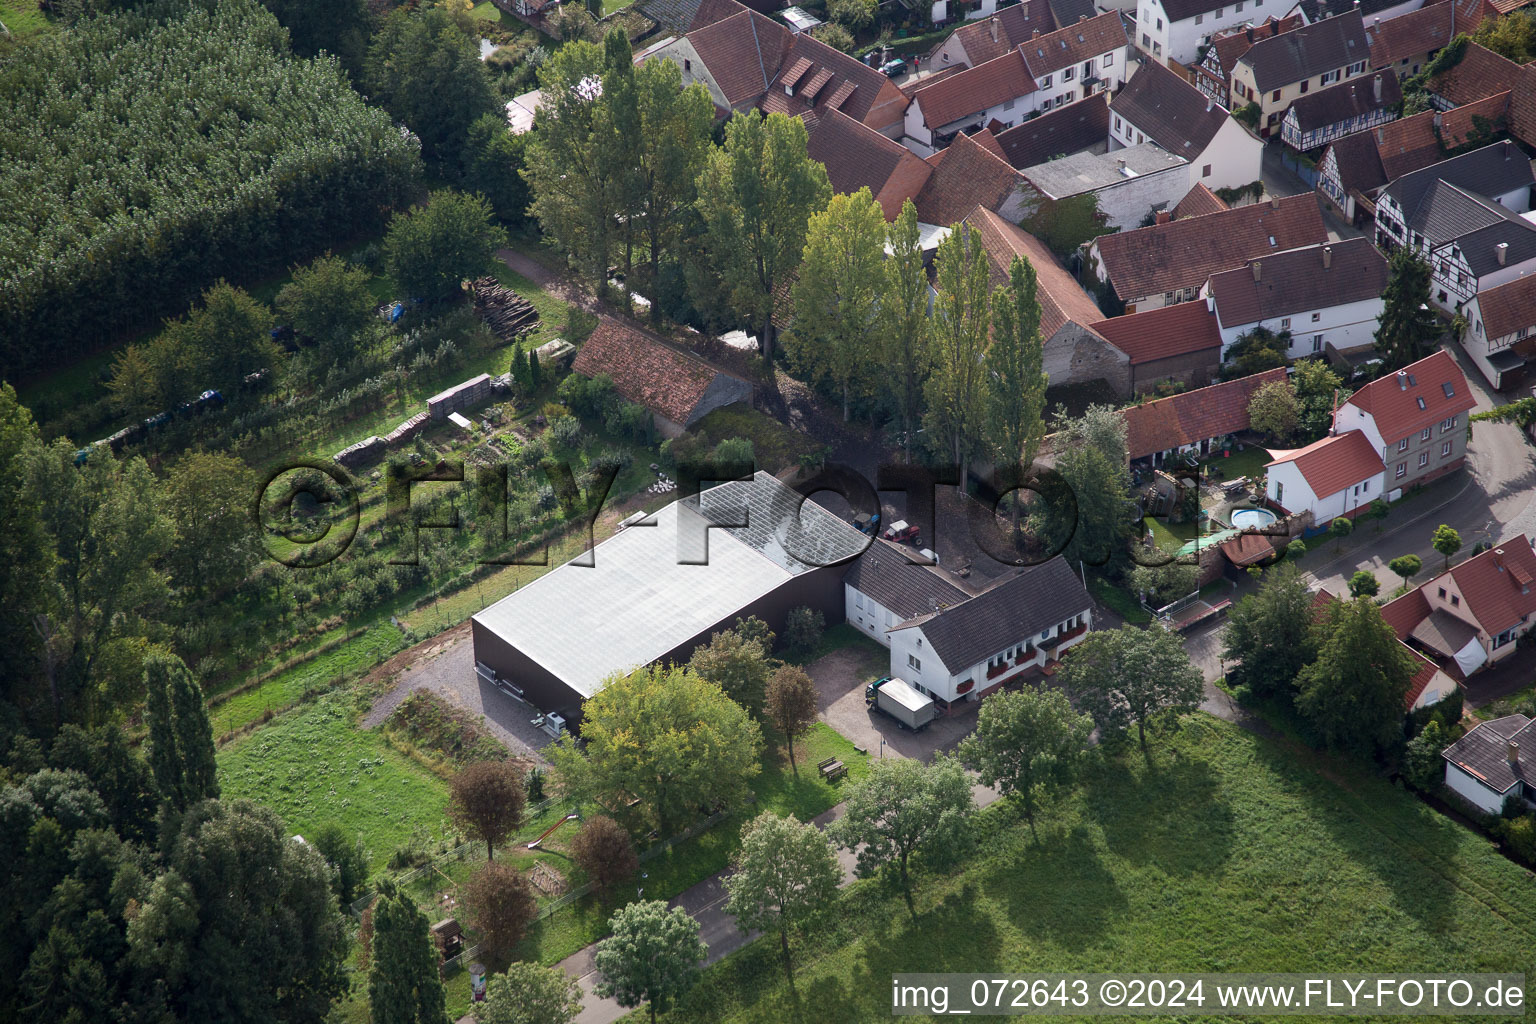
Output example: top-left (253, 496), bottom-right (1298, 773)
top-left (993, 94), bottom-right (1110, 168)
top-left (913, 132), bottom-right (1028, 225)
top-left (1442, 714), bottom-right (1536, 814)
top-left (571, 317), bottom-right (752, 436)
top-left (805, 107), bottom-right (932, 220)
top-left (1089, 300), bottom-right (1223, 393)
top-left (1264, 429), bottom-right (1386, 524)
top-left (1118, 366), bottom-right (1287, 463)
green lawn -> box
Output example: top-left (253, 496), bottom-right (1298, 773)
top-left (1199, 444), bottom-right (1270, 484)
top-left (217, 694), bottom-right (451, 871)
top-left (666, 717), bottom-right (1536, 1022)
top-left (0, 0), bottom-right (52, 37)
top-left (689, 405), bottom-right (822, 473)
top-left (1143, 515), bottom-right (1198, 552)
top-left (1087, 575), bottom-right (1150, 625)
top-left (783, 622), bottom-right (888, 671)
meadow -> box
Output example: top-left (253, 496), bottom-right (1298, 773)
top-left (665, 717), bottom-right (1536, 1023)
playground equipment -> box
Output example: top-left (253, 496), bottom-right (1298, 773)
top-left (527, 812), bottom-right (580, 850)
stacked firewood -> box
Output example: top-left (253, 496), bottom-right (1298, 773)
top-left (469, 277), bottom-right (540, 342)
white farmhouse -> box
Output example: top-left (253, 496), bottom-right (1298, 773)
top-left (1462, 269), bottom-right (1536, 389)
top-left (1203, 237), bottom-right (1388, 360)
top-left (1135, 0), bottom-right (1286, 65)
top-left (1442, 717), bottom-right (1536, 815)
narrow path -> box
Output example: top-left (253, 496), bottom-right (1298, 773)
top-left (496, 248), bottom-right (602, 315)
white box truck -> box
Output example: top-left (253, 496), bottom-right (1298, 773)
top-left (870, 677), bottom-right (936, 731)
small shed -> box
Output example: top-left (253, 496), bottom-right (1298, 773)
top-left (431, 918), bottom-right (463, 960)
top-left (428, 374), bottom-right (493, 421)
top-left (334, 436), bottom-right (386, 469)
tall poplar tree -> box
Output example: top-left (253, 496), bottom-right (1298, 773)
top-left (788, 188), bottom-right (886, 420)
top-left (880, 200), bottom-right (931, 457)
top-left (143, 652), bottom-right (220, 811)
top-left (983, 254), bottom-right (1049, 524)
top-left (924, 222), bottom-right (992, 485)
top-left (601, 29), bottom-right (642, 305)
top-left (369, 879), bottom-right (449, 1024)
top-left (695, 111), bottom-right (831, 363)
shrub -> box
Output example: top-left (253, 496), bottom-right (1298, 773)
top-left (1495, 813), bottom-right (1536, 866)
top-left (570, 815), bottom-right (639, 897)
top-left (548, 415), bottom-right (584, 449)
top-left (784, 606), bottom-right (825, 652)
top-left (812, 22), bottom-right (855, 52)
top-left (711, 436), bottom-right (755, 466)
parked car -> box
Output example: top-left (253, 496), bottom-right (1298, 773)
top-left (880, 58), bottom-right (905, 77)
top-left (882, 519), bottom-right (920, 543)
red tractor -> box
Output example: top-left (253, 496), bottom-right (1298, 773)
top-left (882, 519), bottom-right (920, 544)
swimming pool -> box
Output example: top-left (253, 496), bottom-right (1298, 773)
top-left (1230, 507), bottom-right (1278, 530)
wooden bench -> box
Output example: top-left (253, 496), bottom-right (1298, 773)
top-left (817, 757), bottom-right (847, 781)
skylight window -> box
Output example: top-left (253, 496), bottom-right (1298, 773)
top-left (1442, 382), bottom-right (1455, 397)
top-left (1416, 397), bottom-right (1426, 409)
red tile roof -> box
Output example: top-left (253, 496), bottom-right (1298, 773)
top-left (913, 131), bottom-right (1025, 226)
top-left (1220, 531), bottom-right (1277, 566)
top-left (1375, 109), bottom-right (1443, 181)
top-left (909, 48), bottom-right (1036, 130)
top-left (1173, 182), bottom-right (1230, 219)
top-left (1119, 367), bottom-right (1288, 459)
top-left (1088, 301), bottom-right (1223, 365)
top-left (1441, 90), bottom-right (1511, 148)
top-left (966, 206), bottom-right (1104, 337)
top-left (1265, 429), bottom-right (1385, 499)
top-left (1364, 1), bottom-right (1452, 67)
top-left (1429, 42), bottom-right (1536, 147)
top-left (1473, 268), bottom-right (1536, 340)
top-left (572, 317), bottom-right (747, 424)
top-left (934, 0), bottom-right (1059, 66)
top-left (1091, 193), bottom-right (1329, 301)
top-left (971, 125), bottom-right (1009, 162)
top-left (1446, 535), bottom-right (1536, 636)
top-left (1342, 349), bottom-right (1475, 443)
top-left (1017, 12), bottom-right (1128, 78)
top-left (1381, 586), bottom-right (1432, 641)
top-left (686, 9), bottom-right (792, 108)
top-left (804, 107), bottom-right (933, 219)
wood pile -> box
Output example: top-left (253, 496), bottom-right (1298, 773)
top-left (470, 277), bottom-right (539, 343)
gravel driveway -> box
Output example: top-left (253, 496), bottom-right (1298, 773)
top-left (805, 646), bottom-right (981, 760)
top-left (361, 629), bottom-right (556, 764)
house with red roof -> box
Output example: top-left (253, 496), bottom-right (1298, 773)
top-left (1380, 535), bottom-right (1536, 680)
top-left (1265, 349), bottom-right (1474, 521)
top-left (571, 317), bottom-right (752, 437)
top-left (1332, 349), bottom-right (1474, 493)
top-left (1463, 268), bottom-right (1536, 389)
top-left (804, 107), bottom-right (933, 220)
top-left (1089, 300), bottom-right (1224, 393)
top-left (900, 13), bottom-right (1129, 156)
top-left (1118, 366), bottom-right (1287, 464)
top-left (1263, 429), bottom-right (1386, 523)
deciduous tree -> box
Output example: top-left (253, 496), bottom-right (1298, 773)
top-left (765, 664), bottom-right (819, 770)
top-left (827, 756), bottom-right (973, 919)
top-left (161, 451), bottom-right (260, 597)
top-left (1403, 720), bottom-right (1448, 790)
top-left (695, 111), bottom-right (831, 363)
top-left (365, 7), bottom-right (499, 169)
top-left (1060, 623), bottom-right (1204, 751)
top-left (447, 760), bottom-right (526, 860)
top-left (1432, 523), bottom-right (1462, 571)
top-left (461, 114), bottom-right (532, 224)
top-left (1034, 406), bottom-right (1134, 568)
top-left (462, 860), bottom-right (538, 959)
top-left (549, 665), bottom-right (761, 833)
top-left (1247, 378), bottom-right (1299, 442)
top-left (1297, 596), bottom-right (1417, 756)
top-left (313, 823), bottom-right (369, 908)
top-left (384, 190), bottom-right (503, 303)
top-left (1389, 552), bottom-right (1423, 590)
top-left (1222, 562), bottom-right (1316, 701)
top-left (723, 812), bottom-right (840, 987)
top-left (593, 900), bottom-right (706, 1023)
top-left (688, 625), bottom-right (772, 717)
top-left (365, 878), bottom-right (448, 1024)
top-left (276, 254), bottom-right (378, 362)
top-left (1292, 358), bottom-right (1347, 439)
top-left (480, 963), bottom-right (583, 1024)
top-left (570, 815), bottom-right (638, 897)
top-left (788, 188), bottom-right (886, 420)
top-left (1349, 570), bottom-right (1381, 598)
top-left (957, 687), bottom-right (1092, 841)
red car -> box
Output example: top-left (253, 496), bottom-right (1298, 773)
top-left (882, 519), bottom-right (920, 543)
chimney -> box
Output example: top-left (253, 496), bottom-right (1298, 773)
top-left (990, 15), bottom-right (999, 41)
top-left (1373, 74), bottom-right (1382, 102)
top-left (1271, 195), bottom-right (1280, 209)
top-left (1376, 125), bottom-right (1384, 143)
top-left (1206, 95), bottom-right (1214, 112)
top-left (1508, 741), bottom-right (1520, 765)
top-left (1252, 260), bottom-right (1262, 282)
top-left (1498, 241), bottom-right (1510, 266)
top-left (1079, 12), bottom-right (1088, 20)
top-left (1246, 25), bottom-right (1254, 40)
top-left (1032, 28), bottom-right (1040, 39)
top-left (1156, 209), bottom-right (1172, 225)
top-left (1397, 369), bottom-right (1408, 390)
top-left (1505, 140), bottom-right (1513, 160)
top-left (1433, 111), bottom-right (1443, 130)
top-left (1323, 244), bottom-right (1333, 270)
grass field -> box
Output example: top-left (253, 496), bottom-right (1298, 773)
top-left (217, 694), bottom-right (451, 870)
top-left (0, 0), bottom-right (51, 37)
top-left (665, 717), bottom-right (1536, 1022)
